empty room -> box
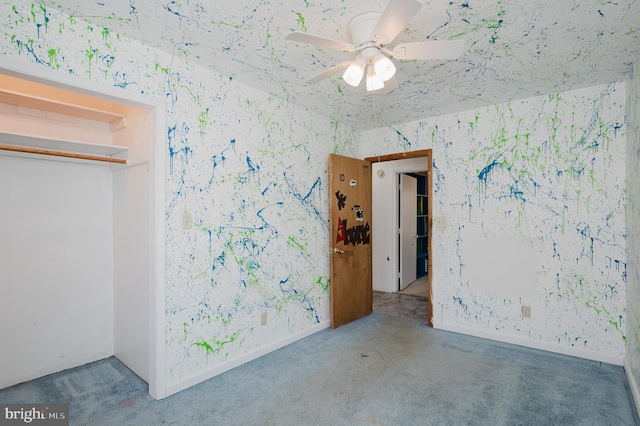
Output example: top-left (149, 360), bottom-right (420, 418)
top-left (1, 0), bottom-right (639, 424)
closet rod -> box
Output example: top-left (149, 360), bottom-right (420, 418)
top-left (0, 144), bottom-right (127, 164)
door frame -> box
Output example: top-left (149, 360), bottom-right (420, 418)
top-left (0, 57), bottom-right (168, 399)
top-left (367, 150), bottom-right (433, 327)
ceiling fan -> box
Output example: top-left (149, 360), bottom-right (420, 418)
top-left (285, 0), bottom-right (465, 93)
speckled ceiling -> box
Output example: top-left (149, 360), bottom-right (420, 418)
top-left (38, 0), bottom-right (640, 129)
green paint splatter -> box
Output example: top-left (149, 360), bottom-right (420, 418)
top-left (155, 63), bottom-right (170, 74)
top-left (288, 236), bottom-right (305, 251)
top-left (47, 48), bottom-right (60, 69)
top-left (193, 329), bottom-right (244, 358)
top-left (293, 11), bottom-right (307, 31)
top-left (193, 340), bottom-right (214, 353)
top-left (316, 276), bottom-right (330, 292)
top-left (85, 46), bottom-right (97, 78)
top-left (198, 108), bottom-right (209, 142)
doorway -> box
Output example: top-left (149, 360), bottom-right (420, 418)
top-left (368, 150), bottom-right (432, 326)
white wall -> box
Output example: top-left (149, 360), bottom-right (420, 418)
top-left (0, 2), bottom-right (358, 397)
top-left (363, 83), bottom-right (627, 364)
top-left (372, 158), bottom-right (429, 293)
top-left (0, 155), bottom-right (114, 388)
top-left (624, 48), bottom-right (640, 410)
top-left (113, 163), bottom-right (149, 382)
top-left (112, 107), bottom-right (152, 383)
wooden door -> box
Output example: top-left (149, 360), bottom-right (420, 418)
top-left (399, 174), bottom-right (417, 290)
top-left (329, 154), bottom-right (373, 328)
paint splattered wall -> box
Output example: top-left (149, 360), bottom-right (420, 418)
top-left (625, 50), bottom-right (640, 393)
top-left (2, 1), bottom-right (633, 396)
top-left (361, 83), bottom-right (627, 359)
top-left (1, 3), bottom-right (359, 389)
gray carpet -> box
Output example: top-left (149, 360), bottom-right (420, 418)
top-left (1, 312), bottom-right (638, 426)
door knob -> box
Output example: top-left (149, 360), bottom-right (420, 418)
top-left (333, 248), bottom-right (345, 254)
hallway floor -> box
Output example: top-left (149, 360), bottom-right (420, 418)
top-left (373, 290), bottom-right (429, 323)
top-left (398, 276), bottom-right (429, 298)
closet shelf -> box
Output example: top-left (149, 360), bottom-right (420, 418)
top-left (0, 88), bottom-right (126, 124)
top-left (0, 132), bottom-right (128, 165)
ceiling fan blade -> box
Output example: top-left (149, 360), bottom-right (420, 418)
top-left (371, 0), bottom-right (424, 45)
top-left (371, 76), bottom-right (399, 94)
top-left (392, 40), bottom-right (466, 60)
top-left (304, 62), bottom-right (352, 84)
top-left (285, 32), bottom-right (356, 52)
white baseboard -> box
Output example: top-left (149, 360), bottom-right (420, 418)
top-left (163, 320), bottom-right (331, 398)
top-left (432, 321), bottom-right (624, 366)
top-left (624, 356), bottom-right (640, 417)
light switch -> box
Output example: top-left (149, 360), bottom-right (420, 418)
top-left (182, 211), bottom-right (193, 230)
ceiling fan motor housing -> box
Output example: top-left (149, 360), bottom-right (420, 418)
top-left (348, 12), bottom-right (384, 62)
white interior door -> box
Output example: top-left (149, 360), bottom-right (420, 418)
top-left (399, 174), bottom-right (417, 290)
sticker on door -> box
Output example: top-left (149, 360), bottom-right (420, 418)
top-left (354, 205), bottom-right (364, 221)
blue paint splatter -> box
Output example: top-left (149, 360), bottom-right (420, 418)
top-left (478, 160), bottom-right (502, 182)
top-left (391, 127), bottom-right (411, 149)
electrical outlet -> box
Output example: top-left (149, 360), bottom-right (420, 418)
top-left (260, 312), bottom-right (267, 326)
top-left (521, 305), bottom-right (531, 318)
top-left (434, 216), bottom-right (447, 228)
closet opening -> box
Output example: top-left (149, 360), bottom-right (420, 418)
top-left (0, 68), bottom-right (164, 398)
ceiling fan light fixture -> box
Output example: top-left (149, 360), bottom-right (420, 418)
top-left (372, 53), bottom-right (396, 81)
top-left (343, 58), bottom-right (366, 87)
top-left (366, 66), bottom-right (384, 91)
top-left (285, 0), bottom-right (466, 93)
